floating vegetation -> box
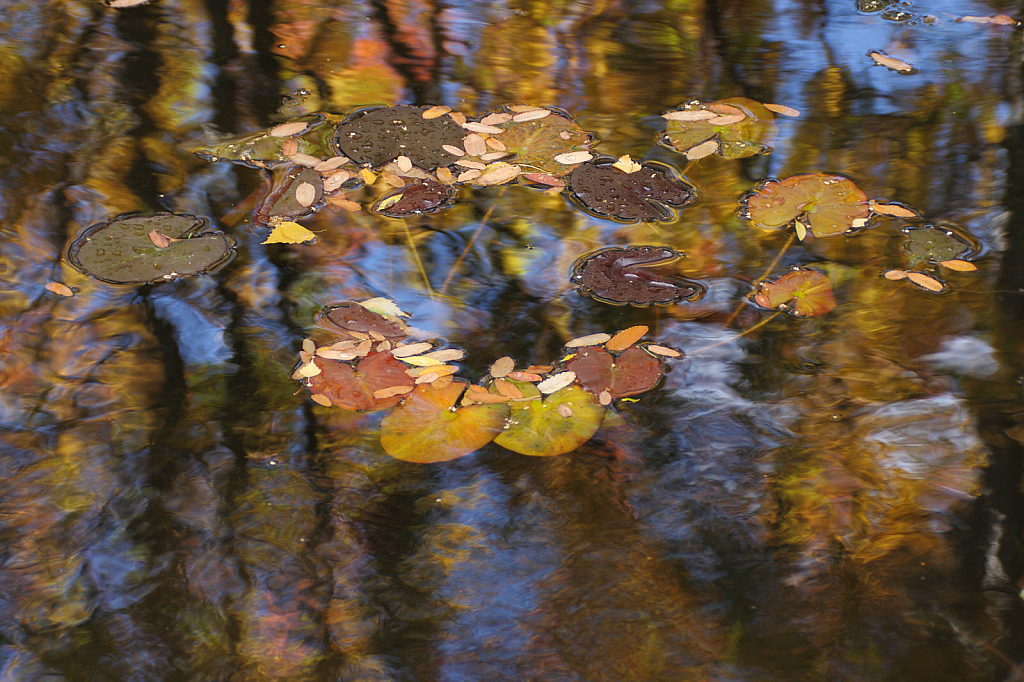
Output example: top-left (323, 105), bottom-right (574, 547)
top-left (66, 213), bottom-right (236, 285)
top-left (566, 158), bottom-right (697, 222)
top-left (741, 173), bottom-right (871, 238)
top-left (898, 224), bottom-right (981, 270)
top-left (570, 245), bottom-right (707, 306)
top-left (751, 268), bottom-right (838, 317)
top-left (659, 97), bottom-right (779, 159)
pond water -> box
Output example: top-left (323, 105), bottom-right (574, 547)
top-left (2, 0), bottom-right (1024, 680)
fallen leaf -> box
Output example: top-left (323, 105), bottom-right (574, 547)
top-left (555, 151), bottom-right (594, 164)
top-left (45, 282), bottom-right (74, 297)
top-left (512, 109), bottom-right (551, 122)
top-left (537, 371), bottom-right (577, 394)
top-left (281, 138), bottom-right (299, 156)
top-left (463, 133), bottom-right (488, 156)
top-left (490, 357), bottom-right (516, 378)
top-left (907, 271), bottom-right (946, 291)
top-left (323, 170), bottom-right (354, 192)
top-left (315, 156), bottom-right (350, 172)
top-left (473, 162), bottom-right (522, 186)
top-left (462, 122), bottom-right (505, 135)
top-left (869, 200), bottom-right (919, 218)
top-left (566, 333), bottom-right (612, 348)
top-left (295, 182), bottom-right (317, 207)
top-left (685, 139), bottom-right (720, 160)
top-left (310, 394), bottom-right (333, 407)
top-left (606, 325), bottom-right (649, 352)
top-left (868, 50), bottom-right (915, 73)
top-left (480, 112), bottom-right (513, 125)
top-left (764, 103), bottom-right (801, 117)
top-left (148, 230), bottom-right (173, 248)
top-left (646, 344), bottom-right (681, 358)
top-left (939, 259), bottom-right (978, 271)
top-left (662, 110), bottom-right (717, 121)
top-left (392, 342), bottom-right (434, 358)
top-left (359, 297), bottom-right (409, 318)
top-left (612, 155), bottom-right (642, 173)
top-left (374, 385), bottom-right (414, 399)
top-left (270, 121), bottom-right (310, 137)
top-left (263, 220), bottom-right (316, 244)
top-left (422, 105), bottom-right (451, 119)
top-left (884, 269), bottom-right (909, 280)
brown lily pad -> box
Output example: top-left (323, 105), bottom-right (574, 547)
top-left (371, 177), bottom-right (458, 217)
top-left (564, 346), bottom-right (664, 399)
top-left (304, 351), bottom-right (415, 411)
top-left (752, 269), bottom-right (837, 317)
top-left (567, 159), bottom-right (697, 223)
top-left (743, 173), bottom-right (870, 238)
top-left (331, 105), bottom-right (467, 169)
top-left (570, 245), bottom-right (707, 306)
top-left (316, 302), bottom-right (409, 340)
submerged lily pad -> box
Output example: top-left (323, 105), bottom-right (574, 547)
top-left (493, 109), bottom-right (597, 176)
top-left (565, 346), bottom-right (664, 398)
top-left (304, 351), bottom-right (414, 412)
top-left (371, 177), bottom-right (458, 217)
top-left (743, 173), bottom-right (870, 238)
top-left (193, 113), bottom-right (332, 169)
top-left (254, 167), bottom-right (325, 225)
top-left (332, 105), bottom-right (467, 169)
top-left (567, 159), bottom-right (696, 223)
top-left (380, 381), bottom-right (510, 462)
top-left (571, 245), bottom-right (707, 306)
top-left (67, 212), bottom-right (236, 285)
top-left (898, 225), bottom-right (980, 270)
top-left (493, 381), bottom-right (606, 457)
top-left (659, 98), bottom-right (778, 159)
top-left (752, 269), bottom-right (837, 317)
top-left (317, 302), bottom-right (409, 340)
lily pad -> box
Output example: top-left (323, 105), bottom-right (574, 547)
top-left (193, 113), bottom-right (332, 169)
top-left (331, 105), bottom-right (467, 169)
top-left (494, 109), bottom-right (597, 176)
top-left (743, 173), bottom-right (870, 238)
top-left (304, 351), bottom-right (415, 411)
top-left (66, 212), bottom-right (236, 285)
top-left (371, 177), bottom-right (458, 217)
top-left (752, 269), bottom-right (837, 317)
top-left (567, 159), bottom-right (696, 222)
top-left (564, 346), bottom-right (664, 398)
top-left (898, 225), bottom-right (980, 270)
top-left (493, 381), bottom-right (606, 457)
top-left (659, 98), bottom-right (778, 159)
top-left (254, 167), bottom-right (325, 225)
top-left (317, 302), bottom-right (409, 340)
top-left (380, 381), bottom-right (510, 462)
top-left (570, 245), bottom-right (707, 306)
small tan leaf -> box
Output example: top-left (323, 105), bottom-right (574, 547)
top-left (463, 133), bottom-right (488, 157)
top-left (270, 121), bottom-right (309, 137)
top-left (381, 171), bottom-right (405, 187)
top-left (45, 282), bottom-right (74, 297)
top-left (297, 361), bottom-right (322, 378)
top-left (869, 200), bottom-right (919, 217)
top-left (423, 348), bottom-right (465, 362)
top-left (869, 50), bottom-right (915, 73)
top-left (295, 182), bottom-right (317, 207)
top-left (907, 271), bottom-right (945, 291)
top-left (705, 113), bottom-right (746, 126)
top-left (512, 108), bottom-right (551, 122)
top-left (480, 151), bottom-right (509, 161)
top-left (414, 372), bottom-right (440, 385)
top-left (646, 345), bottom-right (681, 358)
top-left (374, 385), bottom-right (414, 399)
top-left (474, 163), bottom-right (522, 186)
top-left (462, 122), bottom-right (505, 134)
top-left (537, 371), bottom-right (576, 394)
top-left (557, 404), bottom-right (573, 418)
top-left (612, 155), bottom-right (642, 174)
top-left (490, 356), bottom-right (515, 378)
top-left (508, 105), bottom-right (545, 113)
top-left (795, 221), bottom-right (808, 241)
top-left (391, 342), bottom-right (434, 358)
top-left (396, 155), bottom-right (413, 172)
top-left (281, 138), bottom-right (299, 156)
top-left (939, 259), bottom-right (977, 272)
top-left (884, 269), bottom-right (909, 280)
top-left (455, 159), bottom-right (487, 170)
top-left (485, 137), bottom-right (506, 151)
top-left (599, 390), bottom-right (612, 406)
top-left (456, 169), bottom-right (482, 182)
top-left (508, 371), bottom-right (542, 382)
top-left (323, 170), bottom-right (353, 192)
top-left (559, 131), bottom-right (572, 140)
top-left (494, 378), bottom-right (525, 399)
top-left (287, 152), bottom-right (322, 168)
top-left (302, 338), bottom-right (315, 353)
top-left (148, 230), bottom-right (172, 248)
top-left (422, 105), bottom-right (451, 119)
top-left (447, 111), bottom-right (467, 125)
top-left (315, 156), bottom-right (350, 172)
top-left (480, 112), bottom-right (513, 125)
top-left (359, 297), bottom-right (408, 318)
top-left (108, 0), bottom-right (153, 7)
top-left (316, 348), bottom-right (360, 361)
top-left (331, 198), bottom-right (362, 212)
top-left (526, 365), bottom-right (554, 374)
top-left (263, 221), bottom-right (316, 244)
top-left (435, 167), bottom-right (456, 185)
top-left (685, 139), bottom-right (719, 160)
top-left (442, 144), bottom-right (466, 157)
top-left (522, 172), bottom-right (564, 187)
top-left (554, 151), bottom-right (593, 165)
top-left (565, 333), bottom-right (612, 348)
top-left (763, 103), bottom-right (801, 117)
top-left (406, 364), bottom-right (458, 378)
top-left (359, 169), bottom-right (377, 185)
top-left (662, 110), bottom-right (717, 121)
top-left (606, 325), bottom-right (649, 352)
top-left (310, 393), bottom-right (333, 406)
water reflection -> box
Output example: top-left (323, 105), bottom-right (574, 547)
top-left (1, 0), bottom-right (1023, 679)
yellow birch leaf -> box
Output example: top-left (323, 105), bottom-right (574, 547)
top-left (263, 221), bottom-right (316, 244)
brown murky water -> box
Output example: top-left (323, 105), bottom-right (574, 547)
top-left (2, 0), bottom-right (1024, 680)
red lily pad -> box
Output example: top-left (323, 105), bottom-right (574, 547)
top-left (492, 382), bottom-right (606, 457)
top-left (371, 177), bottom-right (458, 217)
top-left (752, 269), bottom-right (837, 317)
top-left (659, 97), bottom-right (778, 159)
top-left (380, 381), bottom-right (510, 462)
top-left (564, 346), bottom-right (664, 398)
top-left (743, 173), bottom-right (869, 238)
top-left (566, 159), bottom-right (697, 223)
top-left (304, 351), bottom-right (415, 411)
top-left (570, 245), bottom-right (707, 306)
top-left (316, 302), bottom-right (409, 340)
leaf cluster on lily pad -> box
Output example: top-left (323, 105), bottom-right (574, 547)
top-left (658, 97), bottom-right (781, 159)
top-left (879, 224), bottom-right (982, 293)
top-left (296, 300), bottom-right (683, 462)
top-left (566, 157), bottom-right (697, 223)
top-left (570, 245), bottom-right (707, 306)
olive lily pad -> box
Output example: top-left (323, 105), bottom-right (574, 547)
top-left (564, 346), bottom-right (664, 399)
top-left (898, 225), bottom-right (980, 270)
top-left (567, 159), bottom-right (696, 223)
top-left (254, 167), bottom-right (325, 225)
top-left (331, 105), bottom-right (467, 169)
top-left (494, 109), bottom-right (597, 176)
top-left (380, 381), bottom-right (510, 462)
top-left (304, 351), bottom-right (414, 412)
top-left (659, 97), bottom-right (778, 159)
top-left (743, 173), bottom-right (870, 238)
top-left (192, 113), bottom-right (333, 169)
top-left (492, 381), bottom-right (606, 457)
top-left (570, 245), bottom-right (707, 306)
top-left (752, 269), bottom-right (837, 317)
top-left (66, 212), bottom-right (236, 285)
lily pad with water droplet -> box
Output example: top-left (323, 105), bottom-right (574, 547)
top-left (567, 159), bottom-right (697, 223)
top-left (331, 105), bottom-right (467, 169)
top-left (254, 167), bottom-right (325, 224)
top-left (67, 212), bottom-right (236, 285)
top-left (492, 108), bottom-right (597, 176)
top-left (570, 245), bottom-right (707, 306)
top-left (193, 113), bottom-right (333, 169)
top-left (898, 225), bottom-right (980, 270)
top-left (564, 346), bottom-right (664, 399)
top-left (493, 381), bottom-right (606, 457)
top-left (304, 351), bottom-right (414, 411)
top-left (371, 177), bottom-right (458, 217)
top-left (316, 302), bottom-right (409, 340)
top-left (743, 173), bottom-right (870, 238)
top-left (659, 97), bottom-right (778, 159)
top-left (751, 269), bottom-right (837, 317)
top-left (380, 381), bottom-right (510, 462)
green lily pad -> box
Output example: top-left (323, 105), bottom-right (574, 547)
top-left (564, 346), bottom-right (664, 398)
top-left (255, 167), bottom-right (325, 225)
top-left (193, 113), bottom-right (334, 169)
top-left (659, 97), bottom-right (778, 159)
top-left (495, 109), bottom-right (597, 176)
top-left (492, 381), bottom-right (606, 457)
top-left (743, 173), bottom-right (870, 238)
top-left (752, 269), bottom-right (837, 317)
top-left (66, 212), bottom-right (236, 285)
top-left (380, 381), bottom-right (510, 462)
top-left (304, 351), bottom-right (414, 412)
top-left (898, 225), bottom-right (981, 270)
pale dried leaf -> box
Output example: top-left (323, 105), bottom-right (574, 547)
top-left (884, 269), bottom-right (909, 280)
top-left (606, 325), bottom-right (649, 352)
top-left (457, 169), bottom-right (482, 182)
top-left (508, 371), bottom-right (542, 382)
top-left (705, 113), bottom-right (746, 126)
top-left (512, 109), bottom-right (552, 122)
top-left (508, 105), bottom-right (545, 113)
top-left (557, 404), bottom-right (573, 418)
top-left (554, 151), bottom-right (593, 164)
top-left (109, 0), bottom-right (153, 7)
top-left (315, 156), bottom-right (350, 172)
top-left (763, 103), bottom-right (801, 117)
top-left (869, 200), bottom-right (919, 217)
top-left (474, 163), bottom-right (522, 186)
top-left (685, 139), bottom-right (719, 160)
top-left (463, 122), bottom-right (505, 134)
top-left (480, 151), bottom-right (509, 161)
top-left (480, 112), bottom-right (513, 125)
top-left (646, 344), bottom-right (681, 358)
top-left (422, 105), bottom-right (451, 119)
top-left (447, 111), bottom-right (467, 125)
top-left (537, 371), bottom-right (577, 394)
top-left (270, 121), bottom-right (309, 137)
top-left (869, 50), bottom-right (915, 73)
top-left (391, 342), bottom-right (434, 357)
top-left (287, 152), bottom-right (322, 168)
top-left (402, 355), bottom-right (442, 367)
top-left (281, 138), bottom-right (299, 156)
top-left (795, 221), bottom-right (808, 241)
top-left (316, 348), bottom-right (359, 361)
top-left (295, 182), bottom-right (317, 207)
top-left (559, 131), bottom-right (572, 140)
top-left (494, 378), bottom-right (525, 399)
top-left (522, 172), bottom-right (564, 187)
top-left (463, 133), bottom-right (488, 157)
top-left (376, 340), bottom-right (392, 352)
top-left (662, 110), bottom-right (717, 121)
top-left (442, 144), bottom-right (466, 157)
top-left (302, 338), bottom-right (315, 353)
top-left (939, 259), bottom-right (978, 272)
top-left (323, 170), bottom-right (353, 192)
top-left (490, 356), bottom-right (515, 378)
top-left (907, 271), bottom-right (944, 291)
top-left (331, 198), bottom-right (362, 212)
top-left (381, 171), bottom-right (405, 188)
top-left (414, 372), bottom-right (440, 385)
top-left (374, 385), bottom-right (414, 399)
top-left (45, 281), bottom-right (74, 297)
top-left (359, 297), bottom-right (409, 318)
top-left (148, 230), bottom-right (172, 248)
top-left (396, 155), bottom-right (413, 172)
top-left (485, 137), bottom-right (506, 151)
top-left (310, 393), bottom-right (333, 406)
top-left (297, 361), bottom-right (322, 378)
top-left (612, 155), bottom-right (642, 174)
top-left (423, 348), bottom-right (465, 362)
top-left (436, 167), bottom-right (456, 185)
top-left (406, 364), bottom-right (458, 378)
top-left (599, 390), bottom-right (613, 406)
top-left (455, 159), bottom-right (487, 170)
top-left (565, 332), bottom-right (612, 348)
